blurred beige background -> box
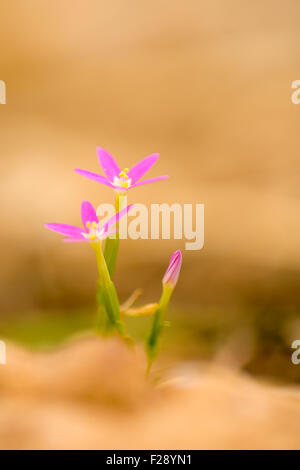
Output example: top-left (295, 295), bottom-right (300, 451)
top-left (0, 0), bottom-right (300, 380)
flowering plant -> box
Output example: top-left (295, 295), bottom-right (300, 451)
top-left (45, 148), bottom-right (182, 372)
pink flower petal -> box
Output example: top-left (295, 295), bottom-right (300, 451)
top-left (45, 223), bottom-right (83, 237)
top-left (75, 169), bottom-right (114, 188)
top-left (130, 175), bottom-right (169, 188)
top-left (128, 153), bottom-right (159, 184)
top-left (163, 250), bottom-right (182, 288)
top-left (103, 204), bottom-right (134, 230)
top-left (81, 201), bottom-right (98, 230)
top-left (97, 147), bottom-right (120, 182)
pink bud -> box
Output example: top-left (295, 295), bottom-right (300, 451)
top-left (162, 250), bottom-right (182, 288)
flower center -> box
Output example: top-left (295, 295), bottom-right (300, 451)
top-left (82, 221), bottom-right (103, 240)
top-left (113, 168), bottom-right (131, 189)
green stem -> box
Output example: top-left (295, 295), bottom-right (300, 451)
top-left (92, 241), bottom-right (126, 337)
top-left (104, 192), bottom-right (126, 278)
top-left (98, 192), bottom-right (126, 334)
top-left (146, 284), bottom-right (173, 373)
top-left (96, 282), bottom-right (114, 336)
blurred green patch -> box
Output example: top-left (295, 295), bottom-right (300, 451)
top-left (0, 304), bottom-right (239, 354)
top-left (0, 308), bottom-right (96, 350)
top-left (0, 302), bottom-right (300, 384)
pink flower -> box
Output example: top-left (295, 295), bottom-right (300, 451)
top-left (163, 250), bottom-right (182, 288)
top-left (75, 147), bottom-right (168, 191)
top-left (45, 201), bottom-right (133, 243)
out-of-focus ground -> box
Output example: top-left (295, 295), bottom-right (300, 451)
top-left (0, 0), bottom-right (300, 449)
top-left (1, 337), bottom-right (300, 450)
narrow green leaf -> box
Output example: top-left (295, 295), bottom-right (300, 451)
top-left (104, 236), bottom-right (119, 278)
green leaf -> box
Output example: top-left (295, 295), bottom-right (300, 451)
top-left (96, 280), bottom-right (114, 335)
top-left (104, 236), bottom-right (119, 278)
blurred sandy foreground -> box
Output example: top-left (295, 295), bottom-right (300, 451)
top-left (0, 336), bottom-right (300, 450)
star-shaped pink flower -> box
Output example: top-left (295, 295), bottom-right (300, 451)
top-left (45, 201), bottom-right (133, 243)
top-left (75, 147), bottom-right (168, 191)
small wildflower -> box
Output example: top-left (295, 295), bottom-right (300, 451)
top-left (75, 147), bottom-right (168, 192)
top-left (45, 201), bottom-right (133, 242)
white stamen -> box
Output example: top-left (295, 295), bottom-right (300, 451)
top-left (82, 221), bottom-right (107, 240)
top-left (113, 174), bottom-right (132, 189)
